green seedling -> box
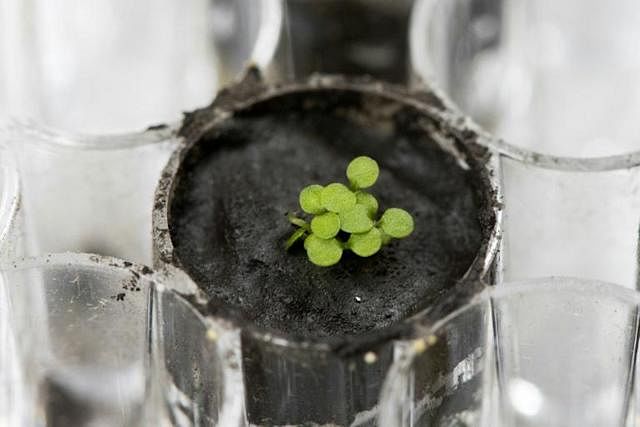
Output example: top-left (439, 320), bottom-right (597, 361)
top-left (286, 155), bottom-right (415, 267)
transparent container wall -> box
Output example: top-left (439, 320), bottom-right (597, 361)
top-left (149, 285), bottom-right (245, 426)
top-left (379, 278), bottom-right (640, 427)
top-left (240, 332), bottom-right (391, 426)
top-left (2, 0), bottom-right (271, 134)
top-left (264, 0), bottom-right (416, 84)
top-left (412, 0), bottom-right (640, 157)
top-left (4, 125), bottom-right (178, 265)
top-left (151, 284), bottom-right (392, 426)
top-left (0, 253), bottom-right (155, 427)
top-left (0, 145), bottom-right (21, 261)
top-left (500, 156), bottom-right (640, 288)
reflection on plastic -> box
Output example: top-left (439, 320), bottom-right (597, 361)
top-left (0, 145), bottom-right (21, 261)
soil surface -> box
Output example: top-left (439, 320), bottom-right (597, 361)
top-left (169, 90), bottom-right (488, 341)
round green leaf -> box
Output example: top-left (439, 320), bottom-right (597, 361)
top-left (320, 183), bottom-right (356, 213)
top-left (304, 234), bottom-right (343, 267)
top-left (347, 156), bottom-right (379, 189)
top-left (380, 208), bottom-right (414, 238)
top-left (348, 227), bottom-right (382, 257)
top-left (355, 191), bottom-right (378, 218)
top-left (299, 184), bottom-right (325, 214)
top-left (340, 204), bottom-right (374, 234)
top-left (310, 212), bottom-right (340, 239)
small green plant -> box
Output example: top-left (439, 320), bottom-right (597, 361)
top-left (286, 156), bottom-right (415, 267)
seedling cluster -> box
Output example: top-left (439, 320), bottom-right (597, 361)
top-left (286, 156), bottom-right (415, 267)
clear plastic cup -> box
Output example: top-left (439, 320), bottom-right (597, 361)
top-left (0, 253), bottom-right (163, 426)
top-left (3, 124), bottom-right (178, 265)
top-left (149, 276), bottom-right (245, 426)
top-left (497, 153), bottom-right (640, 288)
top-left (2, 0), bottom-right (278, 134)
top-left (379, 277), bottom-right (640, 426)
top-left (410, 0), bottom-right (640, 157)
top-left (1, 0), bottom-right (282, 264)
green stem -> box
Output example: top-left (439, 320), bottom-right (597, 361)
top-left (285, 228), bottom-right (307, 250)
top-left (381, 231), bottom-right (392, 246)
top-left (288, 213), bottom-right (310, 230)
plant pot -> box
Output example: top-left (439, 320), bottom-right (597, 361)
top-left (152, 70), bottom-right (501, 425)
top-left (380, 278), bottom-right (640, 426)
top-left (410, 0), bottom-right (640, 288)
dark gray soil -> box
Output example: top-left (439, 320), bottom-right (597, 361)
top-left (169, 91), bottom-right (488, 341)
